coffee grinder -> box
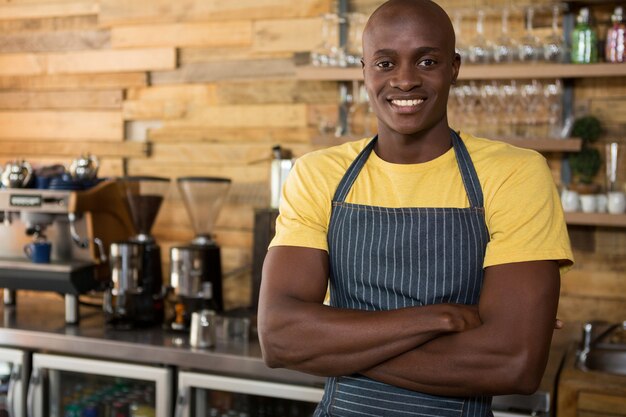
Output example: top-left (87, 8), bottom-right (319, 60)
top-left (104, 176), bottom-right (170, 328)
top-left (166, 177), bottom-right (230, 331)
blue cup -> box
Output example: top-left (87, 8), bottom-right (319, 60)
top-left (23, 241), bottom-right (52, 264)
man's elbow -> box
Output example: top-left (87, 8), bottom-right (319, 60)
top-left (504, 352), bottom-right (546, 395)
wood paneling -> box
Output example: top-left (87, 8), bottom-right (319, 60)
top-left (0, 29), bottom-right (109, 53)
top-left (150, 58), bottom-right (296, 84)
top-left (161, 104), bottom-right (308, 129)
top-left (0, 14), bottom-right (97, 32)
top-left (111, 21), bottom-right (252, 49)
top-left (0, 90), bottom-right (122, 109)
top-left (252, 17), bottom-right (321, 53)
top-left (0, 72), bottom-right (147, 90)
top-left (0, 140), bottom-right (147, 157)
top-left (0, 111), bottom-right (122, 140)
top-left (0, 1), bottom-right (99, 21)
top-left (126, 161), bottom-right (270, 182)
top-left (149, 142), bottom-right (316, 164)
top-left (179, 47), bottom-right (292, 65)
top-left (0, 48), bottom-right (176, 76)
top-left (148, 126), bottom-right (312, 144)
top-left (99, 0), bottom-right (332, 26)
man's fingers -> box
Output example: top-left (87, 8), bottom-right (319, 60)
top-left (555, 318), bottom-right (564, 329)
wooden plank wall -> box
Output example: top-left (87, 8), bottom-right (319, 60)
top-left (1, 0), bottom-right (625, 318)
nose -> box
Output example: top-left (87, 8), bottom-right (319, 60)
top-left (389, 65), bottom-right (422, 90)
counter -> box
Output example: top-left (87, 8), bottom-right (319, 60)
top-left (0, 292), bottom-right (325, 387)
top-left (0, 292), bottom-right (580, 413)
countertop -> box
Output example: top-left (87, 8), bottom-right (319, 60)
top-left (0, 292), bottom-right (326, 387)
top-left (0, 291), bottom-right (580, 413)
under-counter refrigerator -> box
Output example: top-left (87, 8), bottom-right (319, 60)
top-left (0, 347), bottom-right (29, 417)
top-left (175, 371), bottom-right (324, 417)
top-left (27, 353), bottom-right (172, 417)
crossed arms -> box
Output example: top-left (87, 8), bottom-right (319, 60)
top-left (257, 245), bottom-right (560, 397)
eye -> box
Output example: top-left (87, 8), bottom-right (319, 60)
top-left (418, 58), bottom-right (437, 67)
top-left (375, 60), bottom-right (394, 69)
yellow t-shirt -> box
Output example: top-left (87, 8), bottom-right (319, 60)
top-left (271, 132), bottom-right (574, 271)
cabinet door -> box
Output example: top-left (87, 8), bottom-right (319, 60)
top-left (28, 353), bottom-right (172, 417)
top-left (578, 391), bottom-right (626, 416)
top-left (176, 371), bottom-right (323, 417)
top-left (0, 347), bottom-right (29, 417)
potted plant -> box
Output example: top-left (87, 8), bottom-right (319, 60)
top-left (568, 115), bottom-right (603, 194)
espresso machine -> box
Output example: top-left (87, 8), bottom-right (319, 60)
top-left (0, 180), bottom-right (135, 323)
top-left (104, 176), bottom-right (170, 328)
top-left (165, 177), bottom-right (230, 331)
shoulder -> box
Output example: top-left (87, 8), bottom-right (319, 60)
top-left (291, 138), bottom-right (371, 189)
top-left (460, 132), bottom-right (549, 179)
top-left (297, 138), bottom-right (370, 171)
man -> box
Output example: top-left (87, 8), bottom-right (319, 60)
top-left (258, 0), bottom-right (573, 415)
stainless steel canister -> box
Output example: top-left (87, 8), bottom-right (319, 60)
top-left (189, 309), bottom-right (216, 348)
top-left (109, 242), bottom-right (142, 293)
top-left (169, 246), bottom-right (203, 297)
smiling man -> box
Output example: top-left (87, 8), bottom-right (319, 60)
top-left (257, 1), bottom-right (573, 416)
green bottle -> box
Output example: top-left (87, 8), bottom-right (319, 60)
top-left (571, 7), bottom-right (598, 63)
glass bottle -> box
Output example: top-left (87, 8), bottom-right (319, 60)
top-left (605, 6), bottom-right (625, 63)
top-left (571, 8), bottom-right (598, 64)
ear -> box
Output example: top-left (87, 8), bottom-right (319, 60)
top-left (451, 52), bottom-right (461, 85)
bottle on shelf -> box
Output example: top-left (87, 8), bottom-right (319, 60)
top-left (571, 8), bottom-right (598, 64)
top-left (605, 6), bottom-right (625, 63)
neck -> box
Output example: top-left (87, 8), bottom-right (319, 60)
top-left (375, 119), bottom-right (453, 164)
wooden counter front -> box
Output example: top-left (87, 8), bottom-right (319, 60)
top-left (558, 345), bottom-right (626, 416)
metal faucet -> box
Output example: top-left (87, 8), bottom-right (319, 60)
top-left (579, 320), bottom-right (626, 362)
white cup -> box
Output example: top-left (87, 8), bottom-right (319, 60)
top-left (596, 194), bottom-right (608, 213)
top-left (579, 194), bottom-right (597, 213)
top-left (561, 189), bottom-right (580, 212)
top-left (607, 191), bottom-right (626, 214)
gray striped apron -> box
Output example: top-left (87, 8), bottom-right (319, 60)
top-left (314, 130), bottom-right (492, 417)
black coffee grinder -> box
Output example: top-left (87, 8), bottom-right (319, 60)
top-left (104, 176), bottom-right (170, 328)
top-left (165, 177), bottom-right (230, 331)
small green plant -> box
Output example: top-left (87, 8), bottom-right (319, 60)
top-left (569, 147), bottom-right (601, 185)
top-left (572, 115), bottom-right (602, 143)
top-left (568, 115), bottom-right (603, 187)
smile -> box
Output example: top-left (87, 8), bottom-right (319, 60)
top-left (390, 99), bottom-right (424, 107)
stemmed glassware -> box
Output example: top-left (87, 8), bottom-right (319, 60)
top-left (311, 13), bottom-right (344, 67)
top-left (492, 8), bottom-right (516, 64)
top-left (497, 80), bottom-right (520, 138)
top-left (543, 4), bottom-right (566, 63)
top-left (518, 7), bottom-right (541, 62)
top-left (519, 79), bottom-right (543, 138)
top-left (479, 81), bottom-right (501, 137)
top-left (345, 13), bottom-right (367, 67)
top-left (543, 79), bottom-right (563, 138)
top-left (453, 11), bottom-right (469, 62)
top-left (468, 9), bottom-right (493, 64)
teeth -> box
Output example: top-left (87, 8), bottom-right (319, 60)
top-left (391, 99), bottom-right (424, 106)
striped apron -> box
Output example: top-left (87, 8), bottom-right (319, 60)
top-left (314, 130), bottom-right (492, 417)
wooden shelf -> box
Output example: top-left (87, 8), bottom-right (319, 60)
top-left (295, 63), bottom-right (626, 81)
top-left (498, 137), bottom-right (582, 152)
top-left (313, 135), bottom-right (582, 152)
top-left (565, 212), bottom-right (626, 227)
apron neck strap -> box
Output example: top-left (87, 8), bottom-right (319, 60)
top-left (332, 131), bottom-right (484, 208)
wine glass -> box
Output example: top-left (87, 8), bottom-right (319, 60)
top-left (517, 7), bottom-right (541, 62)
top-left (543, 79), bottom-right (563, 138)
top-left (497, 80), bottom-right (520, 138)
top-left (479, 81), bottom-right (501, 137)
top-left (543, 4), bottom-right (566, 63)
top-left (345, 12), bottom-right (367, 67)
top-left (452, 11), bottom-right (469, 62)
top-left (311, 13), bottom-right (343, 67)
top-left (492, 8), bottom-right (517, 64)
top-left (519, 79), bottom-right (543, 138)
top-left (468, 9), bottom-right (493, 64)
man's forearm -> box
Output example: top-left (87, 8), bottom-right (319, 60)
top-left (362, 322), bottom-right (541, 396)
top-left (259, 298), bottom-right (478, 377)
top-left (362, 262), bottom-right (560, 397)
